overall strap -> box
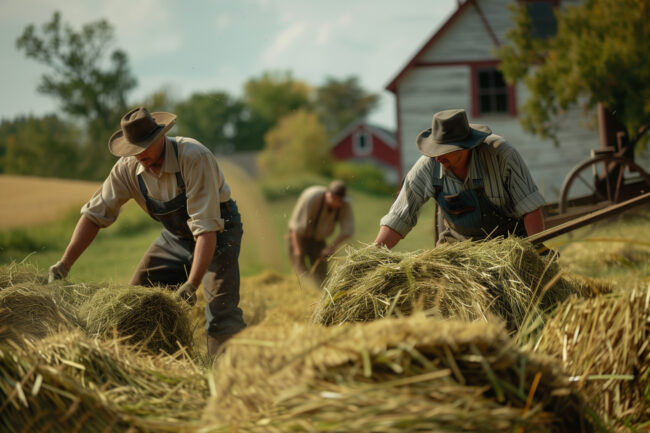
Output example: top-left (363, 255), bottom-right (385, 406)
top-left (308, 193), bottom-right (326, 238)
top-left (169, 138), bottom-right (186, 193)
top-left (432, 162), bottom-right (442, 199)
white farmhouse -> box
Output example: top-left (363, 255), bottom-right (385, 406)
top-left (386, 0), bottom-right (649, 204)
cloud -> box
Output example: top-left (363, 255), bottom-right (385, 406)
top-left (261, 20), bottom-right (307, 63)
top-left (316, 12), bottom-right (352, 46)
top-left (215, 13), bottom-right (231, 32)
top-left (99, 0), bottom-right (181, 57)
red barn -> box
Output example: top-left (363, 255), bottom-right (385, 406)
top-left (330, 121), bottom-right (401, 184)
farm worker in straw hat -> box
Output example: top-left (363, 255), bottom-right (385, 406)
top-left (287, 180), bottom-right (355, 286)
top-left (374, 108), bottom-right (548, 250)
top-left (48, 107), bottom-right (245, 357)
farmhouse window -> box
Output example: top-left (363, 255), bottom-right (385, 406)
top-left (519, 0), bottom-right (558, 39)
top-left (353, 131), bottom-right (373, 156)
top-left (476, 68), bottom-right (509, 115)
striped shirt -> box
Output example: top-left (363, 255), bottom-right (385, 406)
top-left (380, 134), bottom-right (546, 237)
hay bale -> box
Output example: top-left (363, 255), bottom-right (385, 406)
top-left (0, 262), bottom-right (47, 290)
top-left (239, 270), bottom-right (320, 326)
top-left (0, 331), bottom-right (208, 432)
top-left (207, 316), bottom-right (599, 432)
top-left (535, 285), bottom-right (650, 423)
top-left (78, 285), bottom-right (194, 354)
top-left (0, 285), bottom-right (70, 344)
top-left (313, 238), bottom-right (582, 333)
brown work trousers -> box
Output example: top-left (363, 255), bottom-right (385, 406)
top-left (287, 236), bottom-right (327, 286)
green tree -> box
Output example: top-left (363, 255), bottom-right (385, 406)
top-left (257, 109), bottom-right (331, 176)
top-left (16, 11), bottom-right (137, 178)
top-left (315, 76), bottom-right (380, 137)
top-left (498, 0), bottom-right (650, 148)
top-left (244, 71), bottom-right (312, 126)
top-left (174, 91), bottom-right (240, 154)
top-left (0, 115), bottom-right (80, 178)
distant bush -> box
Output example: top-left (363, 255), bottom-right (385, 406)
top-left (332, 161), bottom-right (395, 196)
top-left (259, 173), bottom-right (331, 201)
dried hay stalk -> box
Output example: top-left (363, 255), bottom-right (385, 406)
top-left (535, 284), bottom-right (650, 424)
top-left (0, 286), bottom-right (71, 345)
top-left (206, 316), bottom-right (599, 432)
top-left (78, 285), bottom-right (194, 355)
top-left (0, 331), bottom-right (208, 432)
top-left (313, 238), bottom-right (586, 334)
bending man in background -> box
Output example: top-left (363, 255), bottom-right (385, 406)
top-left (48, 107), bottom-right (245, 357)
top-left (288, 180), bottom-right (355, 286)
top-left (375, 109), bottom-right (546, 250)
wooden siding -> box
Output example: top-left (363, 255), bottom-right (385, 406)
top-left (419, 4), bottom-right (496, 62)
top-left (397, 65), bottom-right (471, 174)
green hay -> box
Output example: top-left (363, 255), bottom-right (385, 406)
top-left (206, 315), bottom-right (600, 432)
top-left (313, 238), bottom-right (584, 335)
top-left (0, 286), bottom-right (71, 345)
top-left (78, 285), bottom-right (194, 355)
top-left (535, 285), bottom-right (650, 425)
top-left (0, 331), bottom-right (208, 433)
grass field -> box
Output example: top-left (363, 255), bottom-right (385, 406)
top-left (0, 165), bottom-right (438, 283)
top-left (1, 168), bottom-right (648, 285)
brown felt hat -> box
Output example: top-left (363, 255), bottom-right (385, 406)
top-left (108, 107), bottom-right (177, 157)
top-left (328, 179), bottom-right (347, 197)
top-left (416, 109), bottom-right (491, 157)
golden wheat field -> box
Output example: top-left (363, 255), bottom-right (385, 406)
top-left (0, 175), bottom-right (100, 229)
top-left (1, 172), bottom-right (650, 432)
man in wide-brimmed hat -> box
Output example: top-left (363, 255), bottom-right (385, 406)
top-left (48, 107), bottom-right (246, 356)
top-left (287, 179), bottom-right (355, 286)
top-left (374, 109), bottom-right (547, 249)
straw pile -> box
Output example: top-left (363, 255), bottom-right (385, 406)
top-left (535, 284), bottom-right (650, 423)
top-left (78, 285), bottom-right (194, 354)
top-left (313, 238), bottom-right (584, 333)
top-left (0, 285), bottom-right (71, 345)
top-left (206, 315), bottom-right (599, 432)
top-left (0, 331), bottom-right (208, 433)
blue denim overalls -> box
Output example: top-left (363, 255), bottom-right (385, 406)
top-left (130, 138), bottom-right (246, 338)
top-left (432, 159), bottom-right (527, 244)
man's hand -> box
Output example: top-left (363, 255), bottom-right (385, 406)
top-left (48, 261), bottom-right (70, 283)
top-left (175, 281), bottom-right (198, 306)
top-left (321, 244), bottom-right (336, 258)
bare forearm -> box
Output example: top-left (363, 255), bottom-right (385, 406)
top-left (290, 230), bottom-right (303, 255)
top-left (188, 231), bottom-right (217, 287)
top-left (373, 225), bottom-right (403, 249)
top-left (60, 215), bottom-right (100, 268)
top-left (523, 207), bottom-right (545, 236)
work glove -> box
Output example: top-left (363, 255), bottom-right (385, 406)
top-left (175, 281), bottom-right (197, 307)
top-left (48, 261), bottom-right (70, 283)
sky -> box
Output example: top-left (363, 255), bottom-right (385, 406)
top-left (0, 0), bottom-right (458, 130)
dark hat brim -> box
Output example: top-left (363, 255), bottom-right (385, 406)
top-left (108, 112), bottom-right (177, 157)
top-left (416, 123), bottom-right (491, 157)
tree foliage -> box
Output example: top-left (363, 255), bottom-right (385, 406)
top-left (315, 76), bottom-right (379, 138)
top-left (16, 11), bottom-right (136, 128)
top-left (257, 109), bottom-right (331, 176)
top-left (16, 11), bottom-right (138, 179)
top-left (244, 71), bottom-right (312, 125)
top-left (173, 91), bottom-right (269, 153)
top-left (0, 115), bottom-right (80, 178)
top-left (498, 0), bottom-right (650, 147)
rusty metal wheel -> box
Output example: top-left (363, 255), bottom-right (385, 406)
top-left (559, 155), bottom-right (650, 217)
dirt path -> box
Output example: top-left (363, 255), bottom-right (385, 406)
top-left (219, 159), bottom-right (284, 271)
top-left (0, 175), bottom-right (100, 229)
